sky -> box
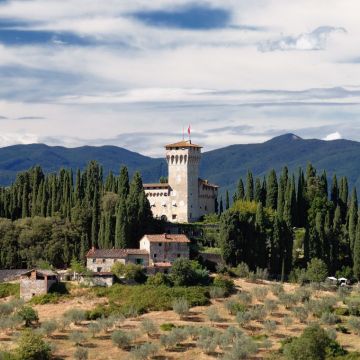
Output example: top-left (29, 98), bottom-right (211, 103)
top-left (0, 0), bottom-right (359, 156)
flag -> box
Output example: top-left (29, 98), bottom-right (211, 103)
top-left (187, 125), bottom-right (191, 136)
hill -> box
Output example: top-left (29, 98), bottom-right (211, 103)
top-left (0, 134), bottom-right (359, 192)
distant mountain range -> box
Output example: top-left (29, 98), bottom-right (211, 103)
top-left (0, 134), bottom-right (359, 194)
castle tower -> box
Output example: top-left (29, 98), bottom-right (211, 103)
top-left (165, 140), bottom-right (202, 222)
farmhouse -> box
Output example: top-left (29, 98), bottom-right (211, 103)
top-left (86, 233), bottom-right (191, 285)
top-left (20, 269), bottom-right (59, 301)
top-left (143, 140), bottom-right (219, 223)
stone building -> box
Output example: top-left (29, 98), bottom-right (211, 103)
top-left (85, 233), bottom-right (191, 284)
top-left (144, 140), bottom-right (219, 223)
top-left (20, 269), bottom-right (59, 301)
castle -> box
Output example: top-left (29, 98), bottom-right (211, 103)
top-left (143, 140), bottom-right (219, 223)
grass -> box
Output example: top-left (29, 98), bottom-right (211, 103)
top-left (92, 284), bottom-right (210, 316)
top-left (0, 283), bottom-right (19, 298)
top-left (200, 247), bottom-right (222, 254)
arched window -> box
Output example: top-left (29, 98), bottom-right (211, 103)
top-left (184, 155), bottom-right (187, 164)
top-left (171, 155), bottom-right (174, 164)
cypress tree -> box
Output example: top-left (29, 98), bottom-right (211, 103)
top-left (353, 218), bottom-right (360, 280)
top-left (254, 178), bottom-right (262, 203)
top-left (245, 171), bottom-right (254, 201)
top-left (118, 166), bottom-right (130, 198)
top-left (349, 188), bottom-right (358, 251)
top-left (296, 168), bottom-right (306, 227)
top-left (266, 169), bottom-right (278, 210)
top-left (219, 197), bottom-right (223, 214)
top-left (225, 190), bottom-right (230, 210)
top-left (330, 175), bottom-right (339, 208)
top-left (115, 201), bottom-right (129, 248)
top-left (237, 179), bottom-right (245, 201)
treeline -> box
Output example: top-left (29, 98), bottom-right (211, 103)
top-left (219, 164), bottom-right (360, 280)
top-left (0, 162), bottom-right (156, 269)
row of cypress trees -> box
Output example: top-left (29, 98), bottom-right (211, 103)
top-left (219, 164), bottom-right (360, 279)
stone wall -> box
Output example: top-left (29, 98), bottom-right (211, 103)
top-left (20, 278), bottom-right (57, 301)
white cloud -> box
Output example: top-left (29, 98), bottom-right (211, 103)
top-left (323, 132), bottom-right (342, 141)
top-left (259, 26), bottom-right (346, 52)
top-left (0, 133), bottom-right (39, 147)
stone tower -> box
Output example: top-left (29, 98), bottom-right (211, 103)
top-left (165, 140), bottom-right (202, 222)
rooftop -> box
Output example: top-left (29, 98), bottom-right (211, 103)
top-left (144, 234), bottom-right (191, 243)
top-left (199, 178), bottom-right (219, 188)
top-left (86, 248), bottom-right (149, 258)
top-left (21, 269), bottom-right (58, 277)
top-left (165, 140), bottom-right (202, 149)
top-left (143, 183), bottom-right (169, 189)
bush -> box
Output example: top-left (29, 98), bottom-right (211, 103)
top-left (68, 331), bottom-right (87, 346)
top-left (40, 320), bottom-right (58, 337)
top-left (111, 262), bottom-right (146, 284)
top-left (209, 287), bottom-right (226, 299)
top-left (321, 312), bottom-right (340, 325)
top-left (170, 259), bottom-right (210, 286)
top-left (17, 306), bottom-right (39, 327)
top-left (223, 334), bottom-right (258, 360)
top-left (205, 306), bottom-right (221, 322)
top-left (279, 293), bottom-right (298, 309)
top-left (234, 262), bottom-right (250, 278)
top-left (237, 292), bottom-right (253, 306)
top-left (130, 343), bottom-right (158, 360)
top-left (255, 267), bottom-right (269, 280)
top-left (294, 288), bottom-right (311, 303)
top-left (283, 324), bottom-right (345, 360)
top-left (236, 311), bottom-right (252, 327)
top-left (0, 303), bottom-right (14, 316)
top-left (29, 293), bottom-right (62, 305)
top-left (270, 283), bottom-right (284, 297)
top-left (224, 299), bottom-right (247, 315)
top-left (87, 321), bottom-right (101, 338)
top-left (249, 305), bottom-right (267, 321)
top-left (0, 283), bottom-right (19, 299)
top-left (283, 316), bottom-right (293, 328)
top-left (160, 328), bottom-right (188, 350)
top-left (252, 286), bottom-right (268, 301)
top-left (289, 267), bottom-right (308, 285)
top-left (111, 330), bottom-right (133, 349)
top-left (292, 306), bottom-right (309, 323)
top-left (306, 258), bottom-right (328, 283)
top-left (140, 318), bottom-right (157, 336)
top-left (196, 327), bottom-right (220, 354)
top-left (63, 309), bottom-right (87, 325)
top-left (86, 305), bottom-right (108, 320)
top-left (348, 316), bottom-right (360, 335)
top-left (146, 272), bottom-right (172, 287)
top-left (264, 299), bottom-right (278, 314)
top-left (74, 347), bottom-right (88, 360)
top-left (264, 319), bottom-right (277, 334)
top-left (16, 330), bottom-right (51, 360)
top-left (213, 275), bottom-right (235, 295)
top-left (346, 300), bottom-right (360, 316)
top-left (172, 297), bottom-right (189, 319)
top-left (160, 322), bottom-right (176, 331)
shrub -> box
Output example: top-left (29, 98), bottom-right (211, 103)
top-left (283, 324), bottom-right (345, 360)
top-left (87, 321), bottom-right (101, 338)
top-left (270, 283), bottom-right (284, 297)
top-left (294, 288), bottom-right (311, 303)
top-left (140, 318), bottom-right (157, 336)
top-left (69, 331), bottom-right (87, 346)
top-left (347, 300), bottom-right (360, 316)
top-left (172, 297), bottom-right (189, 319)
top-left (336, 325), bottom-right (350, 334)
top-left (306, 298), bottom-right (336, 318)
top-left (263, 319), bottom-right (277, 334)
top-left (170, 259), bottom-right (210, 286)
top-left (236, 311), bottom-right (252, 327)
top-left (348, 316), bottom-right (360, 335)
top-left (146, 272), bottom-right (172, 287)
top-left (160, 328), bottom-right (187, 350)
top-left (86, 305), bottom-right (108, 320)
top-left (209, 287), bottom-right (226, 299)
top-left (205, 306), bottom-right (221, 322)
top-left (255, 267), bottom-right (269, 280)
top-left (306, 258), bottom-right (328, 283)
top-left (249, 305), bottom-right (267, 321)
top-left (292, 306), bottom-right (309, 323)
top-left (224, 299), bottom-right (247, 315)
top-left (111, 330), bottom-right (133, 349)
top-left (283, 316), bottom-right (293, 328)
top-left (252, 286), bottom-right (268, 301)
top-left (40, 320), bottom-right (58, 338)
top-left (16, 330), bottom-right (51, 360)
top-left (0, 303), bottom-right (14, 316)
top-left (0, 283), bottom-right (20, 299)
top-left (196, 327), bottom-right (220, 354)
top-left (289, 267), bottom-right (308, 285)
top-left (160, 323), bottom-right (176, 331)
top-left (237, 292), bottom-right (253, 306)
top-left (234, 262), bottom-right (250, 278)
top-left (17, 306), bottom-right (39, 327)
top-left (264, 299), bottom-right (278, 314)
top-left (213, 275), bottom-right (235, 295)
top-left (279, 293), bottom-right (298, 309)
top-left (63, 309), bottom-right (87, 325)
top-left (74, 347), bottom-right (88, 360)
top-left (223, 334), bottom-right (258, 360)
top-left (130, 343), bottom-right (158, 360)
top-left (111, 262), bottom-right (146, 283)
top-left (321, 312), bottom-right (340, 325)
top-left (29, 293), bottom-right (62, 305)
top-left (337, 286), bottom-right (351, 303)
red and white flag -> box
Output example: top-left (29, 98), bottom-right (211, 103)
top-left (187, 125), bottom-right (191, 136)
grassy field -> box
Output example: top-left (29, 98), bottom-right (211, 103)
top-left (0, 279), bottom-right (360, 359)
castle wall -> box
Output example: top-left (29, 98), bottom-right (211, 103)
top-left (198, 181), bottom-right (218, 218)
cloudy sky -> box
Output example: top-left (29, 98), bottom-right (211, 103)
top-left (0, 0), bottom-right (359, 156)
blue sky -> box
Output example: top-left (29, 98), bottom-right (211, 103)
top-left (0, 0), bottom-right (359, 156)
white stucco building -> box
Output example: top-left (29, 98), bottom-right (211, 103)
top-left (143, 140), bottom-right (219, 223)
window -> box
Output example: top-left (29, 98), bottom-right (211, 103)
top-left (154, 254), bottom-right (157, 258)
top-left (97, 267), bottom-right (102, 272)
top-left (205, 205), bottom-right (207, 211)
top-left (172, 214), bottom-right (177, 220)
top-left (92, 259), bottom-right (96, 263)
top-left (158, 243), bottom-right (162, 246)
top-left (102, 259), bottom-right (106, 263)
top-left (177, 254), bottom-right (181, 258)
top-left (136, 258), bottom-right (144, 265)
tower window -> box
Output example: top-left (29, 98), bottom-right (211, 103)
top-left (172, 214), bottom-right (177, 220)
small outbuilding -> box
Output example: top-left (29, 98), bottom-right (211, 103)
top-left (20, 269), bottom-right (59, 301)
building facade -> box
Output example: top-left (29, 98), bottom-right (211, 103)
top-left (144, 140), bottom-right (218, 223)
top-left (20, 269), bottom-right (59, 301)
top-left (85, 234), bottom-right (191, 285)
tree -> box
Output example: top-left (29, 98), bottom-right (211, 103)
top-left (349, 188), bottom-right (358, 252)
top-left (266, 169), bottom-right (278, 210)
top-left (353, 218), bottom-right (360, 281)
top-left (17, 306), bottom-right (39, 327)
top-left (225, 190), bottom-right (230, 210)
top-left (306, 258), bottom-right (328, 283)
top-left (245, 171), bottom-right (254, 201)
top-left (16, 330), bottom-right (51, 360)
top-left (170, 259), bottom-right (209, 286)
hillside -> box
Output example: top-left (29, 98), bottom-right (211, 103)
top-left (0, 134), bottom-right (359, 192)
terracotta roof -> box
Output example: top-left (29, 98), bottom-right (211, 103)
top-left (199, 178), bottom-right (219, 188)
top-left (143, 183), bottom-right (169, 189)
top-left (144, 234), bottom-right (191, 243)
top-left (86, 248), bottom-right (149, 258)
top-left (153, 262), bottom-right (172, 268)
top-left (165, 140), bottom-right (202, 149)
